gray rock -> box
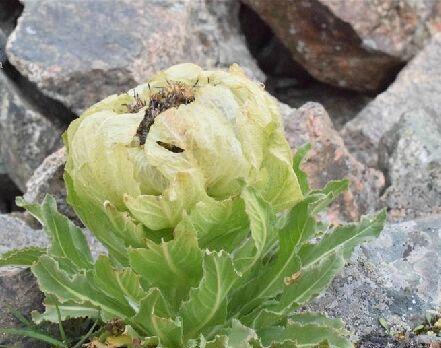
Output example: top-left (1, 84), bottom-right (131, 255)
top-left (306, 215), bottom-right (441, 342)
top-left (0, 71), bottom-right (64, 191)
top-left (379, 109), bottom-right (441, 221)
top-left (6, 0), bottom-right (263, 115)
top-left (0, 0), bottom-right (22, 63)
top-left (342, 33), bottom-right (441, 167)
top-left (282, 102), bottom-right (384, 223)
top-left (23, 147), bottom-right (80, 224)
top-left (0, 213), bottom-right (105, 259)
top-left (0, 214), bottom-right (48, 255)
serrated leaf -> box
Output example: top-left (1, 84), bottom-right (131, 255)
top-left (175, 197), bottom-right (249, 253)
top-left (233, 187), bottom-right (275, 273)
top-left (292, 143), bottom-right (311, 195)
top-left (32, 298), bottom-right (99, 324)
top-left (308, 179), bottom-right (349, 216)
top-left (103, 201), bottom-right (148, 248)
top-left (17, 195), bottom-right (93, 271)
top-left (132, 288), bottom-right (182, 348)
top-left (289, 313), bottom-right (347, 334)
top-left (226, 319), bottom-right (258, 348)
top-left (272, 252), bottom-right (346, 314)
top-left (129, 228), bottom-right (202, 310)
top-left (259, 323), bottom-right (352, 348)
top-left (299, 209), bottom-right (386, 268)
top-left (0, 247), bottom-right (46, 267)
top-left (64, 171), bottom-right (128, 265)
top-left (32, 255), bottom-right (134, 321)
top-left (180, 251), bottom-right (240, 340)
top-left (92, 255), bottom-right (146, 312)
top-left (231, 218), bottom-right (302, 318)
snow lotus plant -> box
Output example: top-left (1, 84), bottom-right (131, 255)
top-left (0, 64), bottom-right (386, 348)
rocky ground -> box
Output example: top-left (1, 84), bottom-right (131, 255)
top-left (0, 0), bottom-right (440, 347)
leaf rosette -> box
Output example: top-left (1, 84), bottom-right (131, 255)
top-left (1, 64), bottom-right (386, 348)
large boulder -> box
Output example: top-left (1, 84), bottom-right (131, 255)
top-left (283, 102), bottom-right (384, 223)
top-left (6, 0), bottom-right (263, 115)
top-left (306, 215), bottom-right (441, 345)
top-left (0, 72), bottom-right (64, 191)
top-left (342, 33), bottom-right (441, 167)
top-left (379, 109), bottom-right (441, 221)
top-left (243, 0), bottom-right (441, 91)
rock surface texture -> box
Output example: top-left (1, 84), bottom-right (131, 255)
top-left (0, 72), bottom-right (64, 191)
top-left (6, 0), bottom-right (262, 115)
top-left (342, 33), bottom-right (441, 167)
top-left (23, 147), bottom-right (80, 223)
top-left (379, 109), bottom-right (441, 221)
top-left (0, 268), bottom-right (45, 348)
top-left (306, 215), bottom-right (441, 344)
top-left (283, 102), bottom-right (384, 223)
top-left (243, 0), bottom-right (441, 91)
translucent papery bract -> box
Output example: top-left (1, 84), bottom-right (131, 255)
top-left (64, 63), bottom-right (303, 247)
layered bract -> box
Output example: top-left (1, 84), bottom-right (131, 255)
top-left (64, 63), bottom-right (302, 246)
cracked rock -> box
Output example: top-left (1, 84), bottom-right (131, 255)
top-left (342, 33), bottom-right (441, 167)
top-left (6, 0), bottom-right (263, 115)
top-left (0, 71), bottom-right (64, 191)
top-left (243, 0), bottom-right (441, 91)
top-left (379, 109), bottom-right (441, 221)
top-left (282, 102), bottom-right (384, 223)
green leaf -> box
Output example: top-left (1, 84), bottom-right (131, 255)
top-left (0, 247), bottom-right (46, 267)
top-left (259, 322), bottom-right (352, 348)
top-left (92, 255), bottom-right (146, 312)
top-left (180, 251), bottom-right (240, 340)
top-left (272, 252), bottom-right (346, 314)
top-left (64, 171), bottom-right (128, 265)
top-left (17, 195), bottom-right (93, 270)
top-left (0, 327), bottom-right (67, 347)
top-left (299, 209), bottom-right (387, 268)
top-left (226, 320), bottom-right (258, 348)
top-left (176, 197), bottom-right (249, 253)
top-left (308, 179), bottom-right (349, 215)
top-left (233, 187), bottom-right (275, 273)
top-left (32, 255), bottom-right (134, 321)
top-left (289, 313), bottom-right (347, 334)
top-left (32, 298), bottom-right (100, 324)
top-left (132, 288), bottom-right (183, 348)
top-left (129, 228), bottom-right (202, 310)
top-left (292, 143), bottom-right (311, 195)
top-left (231, 217), bottom-right (302, 318)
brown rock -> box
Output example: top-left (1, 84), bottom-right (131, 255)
top-left (243, 0), bottom-right (441, 91)
top-left (282, 102), bottom-right (384, 223)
